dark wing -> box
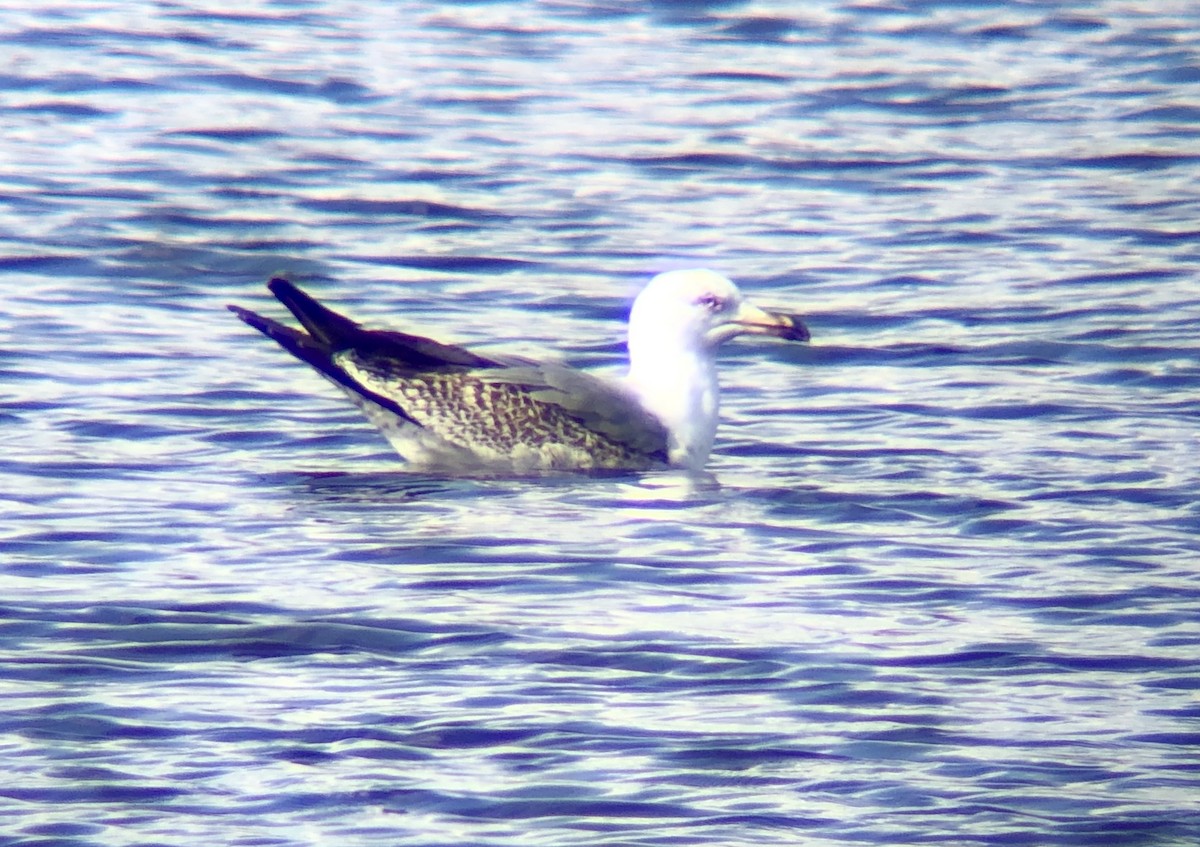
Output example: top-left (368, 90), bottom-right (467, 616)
top-left (228, 278), bottom-right (669, 467)
top-left (263, 277), bottom-right (500, 370)
top-left (227, 277), bottom-right (503, 424)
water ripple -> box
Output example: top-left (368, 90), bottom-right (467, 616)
top-left (2, 1), bottom-right (1198, 845)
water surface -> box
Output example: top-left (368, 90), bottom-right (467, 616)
top-left (2, 2), bottom-right (1199, 845)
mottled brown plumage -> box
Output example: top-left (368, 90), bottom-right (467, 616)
top-left (339, 352), bottom-right (668, 469)
top-left (229, 278), bottom-right (669, 471)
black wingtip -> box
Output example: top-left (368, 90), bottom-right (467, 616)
top-left (266, 276), bottom-right (297, 299)
top-left (226, 302), bottom-right (274, 335)
top-left (229, 280), bottom-right (424, 427)
top-left (226, 303), bottom-right (255, 321)
top-left (265, 277), bottom-right (361, 350)
top-left (783, 314), bottom-right (811, 343)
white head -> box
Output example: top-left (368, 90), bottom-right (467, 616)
top-left (628, 269), bottom-right (808, 362)
top-left (625, 269), bottom-right (809, 469)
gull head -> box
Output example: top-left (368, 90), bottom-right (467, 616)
top-left (625, 269), bottom-right (810, 469)
top-left (628, 269), bottom-right (809, 358)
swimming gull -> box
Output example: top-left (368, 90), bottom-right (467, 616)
top-left (228, 269), bottom-right (809, 472)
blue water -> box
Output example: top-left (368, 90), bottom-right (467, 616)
top-left (2, 2), bottom-right (1199, 845)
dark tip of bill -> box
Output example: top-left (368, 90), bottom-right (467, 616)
top-left (787, 316), bottom-right (811, 343)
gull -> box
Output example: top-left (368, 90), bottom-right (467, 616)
top-left (228, 269), bottom-right (809, 472)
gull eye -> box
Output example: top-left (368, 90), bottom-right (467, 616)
top-left (696, 293), bottom-right (724, 311)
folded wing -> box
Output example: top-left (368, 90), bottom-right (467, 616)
top-left (228, 278), bottom-right (669, 470)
